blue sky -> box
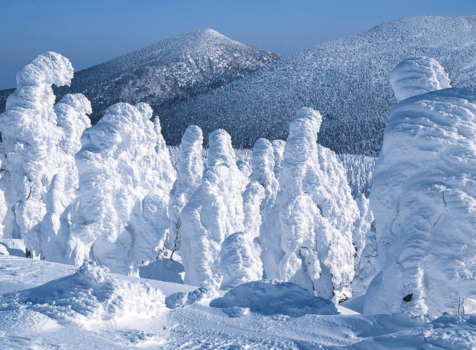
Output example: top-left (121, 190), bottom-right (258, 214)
top-left (1, 0), bottom-right (476, 88)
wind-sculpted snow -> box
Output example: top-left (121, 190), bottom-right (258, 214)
top-left (210, 280), bottom-right (338, 317)
top-left (167, 125), bottom-right (204, 252)
top-left (390, 57), bottom-right (451, 102)
top-left (68, 102), bottom-right (175, 274)
top-left (164, 16), bottom-right (476, 156)
top-left (261, 108), bottom-right (358, 302)
top-left (0, 261), bottom-right (165, 328)
top-left (180, 129), bottom-right (245, 288)
top-left (366, 58), bottom-right (476, 315)
top-left (0, 52), bottom-right (74, 256)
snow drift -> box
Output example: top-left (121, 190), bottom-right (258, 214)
top-left (367, 57), bottom-right (476, 315)
top-left (0, 261), bottom-right (165, 328)
top-left (210, 280), bottom-right (338, 317)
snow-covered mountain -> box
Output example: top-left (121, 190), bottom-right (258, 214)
top-left (0, 29), bottom-right (281, 124)
top-left (164, 16), bottom-right (476, 156)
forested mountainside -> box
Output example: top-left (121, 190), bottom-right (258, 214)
top-left (163, 16), bottom-right (476, 155)
top-left (0, 29), bottom-right (281, 124)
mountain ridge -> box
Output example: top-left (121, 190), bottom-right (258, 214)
top-left (162, 16), bottom-right (476, 156)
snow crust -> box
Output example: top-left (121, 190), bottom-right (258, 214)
top-left (210, 280), bottom-right (338, 317)
top-left (261, 108), bottom-right (358, 302)
top-left (0, 261), bottom-right (165, 328)
top-left (367, 58), bottom-right (476, 315)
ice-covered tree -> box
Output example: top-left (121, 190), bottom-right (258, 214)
top-left (167, 125), bottom-right (204, 256)
top-left (220, 138), bottom-right (279, 289)
top-left (219, 232), bottom-right (262, 289)
top-left (271, 139), bottom-right (285, 180)
top-left (366, 57), bottom-right (476, 315)
top-left (0, 52), bottom-right (74, 256)
top-left (40, 94), bottom-right (92, 262)
top-left (67, 102), bottom-right (175, 274)
top-left (261, 107), bottom-right (358, 302)
top-left (350, 193), bottom-right (376, 296)
top-left (180, 129), bottom-right (245, 288)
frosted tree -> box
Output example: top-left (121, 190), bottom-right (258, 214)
top-left (220, 138), bottom-right (279, 289)
top-left (350, 193), bottom-right (376, 296)
top-left (180, 129), bottom-right (245, 288)
top-left (271, 139), bottom-right (285, 180)
top-left (243, 138), bottom-right (279, 239)
top-left (261, 108), bottom-right (358, 302)
top-left (0, 52), bottom-right (74, 256)
top-left (40, 94), bottom-right (92, 262)
top-left (219, 232), bottom-right (262, 289)
top-left (67, 102), bottom-right (175, 274)
top-left (167, 125), bottom-right (204, 256)
top-left (365, 57), bottom-right (476, 315)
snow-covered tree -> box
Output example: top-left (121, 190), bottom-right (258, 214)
top-left (219, 138), bottom-right (279, 289)
top-left (366, 57), bottom-right (476, 315)
top-left (180, 129), bottom-right (245, 288)
top-left (351, 193), bottom-right (376, 296)
top-left (219, 232), bottom-right (262, 290)
top-left (261, 108), bottom-right (358, 302)
top-left (0, 52), bottom-right (74, 256)
top-left (67, 102), bottom-right (174, 274)
top-left (271, 139), bottom-right (285, 180)
top-left (40, 94), bottom-right (92, 262)
top-left (167, 125), bottom-right (204, 255)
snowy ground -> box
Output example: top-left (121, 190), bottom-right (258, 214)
top-left (1, 256), bottom-right (475, 349)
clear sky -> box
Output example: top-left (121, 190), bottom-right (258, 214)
top-left (1, 0), bottom-right (476, 89)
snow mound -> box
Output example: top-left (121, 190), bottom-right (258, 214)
top-left (389, 57), bottom-right (451, 102)
top-left (0, 261), bottom-right (165, 328)
top-left (0, 239), bottom-right (26, 257)
top-left (165, 286), bottom-right (218, 309)
top-left (347, 315), bottom-right (476, 349)
top-left (210, 280), bottom-right (338, 317)
top-left (139, 258), bottom-right (185, 284)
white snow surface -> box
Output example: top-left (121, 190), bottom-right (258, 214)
top-left (2, 256), bottom-right (476, 349)
top-left (367, 58), bottom-right (476, 315)
top-left (261, 108), bottom-right (358, 302)
top-left (210, 280), bottom-right (338, 317)
top-left (0, 260), bottom-right (166, 329)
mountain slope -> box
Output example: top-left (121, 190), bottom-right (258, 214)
top-left (0, 29), bottom-right (281, 124)
top-left (164, 16), bottom-right (476, 155)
